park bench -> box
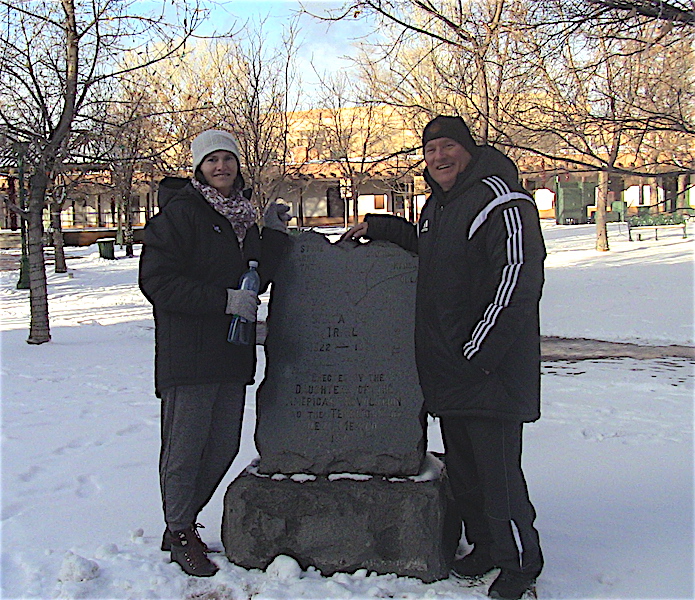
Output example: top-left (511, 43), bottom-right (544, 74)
top-left (627, 221), bottom-right (687, 241)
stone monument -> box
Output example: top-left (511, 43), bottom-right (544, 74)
top-left (255, 231), bottom-right (425, 476)
top-left (222, 232), bottom-right (460, 582)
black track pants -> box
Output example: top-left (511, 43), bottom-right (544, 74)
top-left (440, 415), bottom-right (543, 575)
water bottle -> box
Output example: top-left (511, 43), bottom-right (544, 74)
top-left (227, 260), bottom-right (261, 345)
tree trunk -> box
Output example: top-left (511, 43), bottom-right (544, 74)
top-left (27, 172), bottom-right (51, 344)
top-left (677, 174), bottom-right (688, 211)
top-left (595, 171), bottom-right (610, 252)
top-left (649, 177), bottom-right (659, 214)
top-left (351, 181), bottom-right (359, 226)
top-left (298, 187), bottom-right (305, 228)
top-left (50, 202), bottom-right (67, 273)
top-left (123, 193), bottom-right (134, 258)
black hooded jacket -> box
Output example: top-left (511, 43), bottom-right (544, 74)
top-left (138, 177), bottom-right (288, 396)
top-left (365, 146), bottom-right (546, 421)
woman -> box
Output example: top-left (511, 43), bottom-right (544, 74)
top-left (139, 129), bottom-right (290, 577)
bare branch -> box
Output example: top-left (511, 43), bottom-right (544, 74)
top-left (586, 0), bottom-right (695, 24)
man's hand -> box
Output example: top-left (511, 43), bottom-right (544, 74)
top-left (340, 221), bottom-right (369, 242)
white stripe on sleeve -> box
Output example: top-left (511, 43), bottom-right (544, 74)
top-left (463, 206), bottom-right (524, 360)
top-left (468, 178), bottom-right (534, 240)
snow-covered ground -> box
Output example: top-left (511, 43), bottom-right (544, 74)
top-left (1, 222), bottom-right (693, 600)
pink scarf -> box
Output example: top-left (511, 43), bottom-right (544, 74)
top-left (191, 178), bottom-right (257, 242)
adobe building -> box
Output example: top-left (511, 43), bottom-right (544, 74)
top-left (1, 104), bottom-right (693, 249)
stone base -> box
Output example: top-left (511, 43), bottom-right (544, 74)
top-left (222, 454), bottom-right (461, 583)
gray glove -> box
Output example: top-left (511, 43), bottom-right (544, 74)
top-left (225, 288), bottom-right (259, 321)
top-left (263, 201), bottom-right (291, 233)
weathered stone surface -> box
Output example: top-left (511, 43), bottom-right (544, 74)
top-left (256, 232), bottom-right (425, 476)
top-left (222, 455), bottom-right (461, 583)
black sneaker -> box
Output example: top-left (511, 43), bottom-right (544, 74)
top-left (451, 546), bottom-right (497, 580)
top-left (488, 568), bottom-right (539, 599)
top-left (170, 525), bottom-right (218, 577)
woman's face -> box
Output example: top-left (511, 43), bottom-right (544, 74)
top-left (199, 150), bottom-right (239, 196)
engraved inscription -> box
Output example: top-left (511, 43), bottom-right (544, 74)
top-left (255, 231), bottom-right (425, 475)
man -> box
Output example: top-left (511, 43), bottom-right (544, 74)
top-left (343, 115), bottom-right (545, 600)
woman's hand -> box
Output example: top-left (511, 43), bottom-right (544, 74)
top-left (225, 289), bottom-right (260, 321)
top-left (263, 201), bottom-right (292, 233)
top-left (340, 221), bottom-right (369, 242)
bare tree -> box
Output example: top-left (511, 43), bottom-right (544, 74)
top-left (508, 9), bottom-right (694, 248)
top-left (330, 0), bottom-right (538, 146)
top-left (308, 70), bottom-right (413, 226)
top-left (95, 83), bottom-right (156, 258)
top-left (114, 18), bottom-right (304, 214)
top-left (47, 175), bottom-right (70, 272)
top-left (202, 18), bottom-right (304, 212)
top-left (0, 0), bottom-right (206, 343)
top-left (112, 46), bottom-right (220, 176)
top-left (325, 0), bottom-right (693, 250)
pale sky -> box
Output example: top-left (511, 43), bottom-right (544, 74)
top-left (133, 0), bottom-right (376, 100)
top-left (201, 0), bottom-right (372, 83)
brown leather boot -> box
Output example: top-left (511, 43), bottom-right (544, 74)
top-left (161, 525), bottom-right (209, 553)
top-left (169, 525), bottom-right (218, 577)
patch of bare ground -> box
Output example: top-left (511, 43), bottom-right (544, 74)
top-left (540, 336), bottom-right (694, 360)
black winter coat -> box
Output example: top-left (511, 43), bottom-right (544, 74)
top-left (366, 146), bottom-right (546, 422)
top-left (139, 178), bottom-right (288, 396)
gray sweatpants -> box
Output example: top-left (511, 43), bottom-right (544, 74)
top-left (159, 382), bottom-right (246, 532)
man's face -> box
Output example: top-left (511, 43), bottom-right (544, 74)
top-left (424, 137), bottom-right (472, 192)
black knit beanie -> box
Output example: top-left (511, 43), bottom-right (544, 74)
top-left (422, 115), bottom-right (478, 154)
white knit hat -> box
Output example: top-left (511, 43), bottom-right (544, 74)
top-left (191, 130), bottom-right (241, 173)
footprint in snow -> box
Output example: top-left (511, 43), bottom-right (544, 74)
top-left (76, 474), bottom-right (100, 498)
top-left (53, 438), bottom-right (85, 455)
top-left (116, 423), bottom-right (143, 436)
top-left (18, 465), bottom-right (43, 482)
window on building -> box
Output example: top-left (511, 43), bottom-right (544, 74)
top-left (374, 194), bottom-right (385, 210)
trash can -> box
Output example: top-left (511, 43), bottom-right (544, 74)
top-left (96, 238), bottom-right (116, 260)
top-left (556, 180), bottom-right (596, 225)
